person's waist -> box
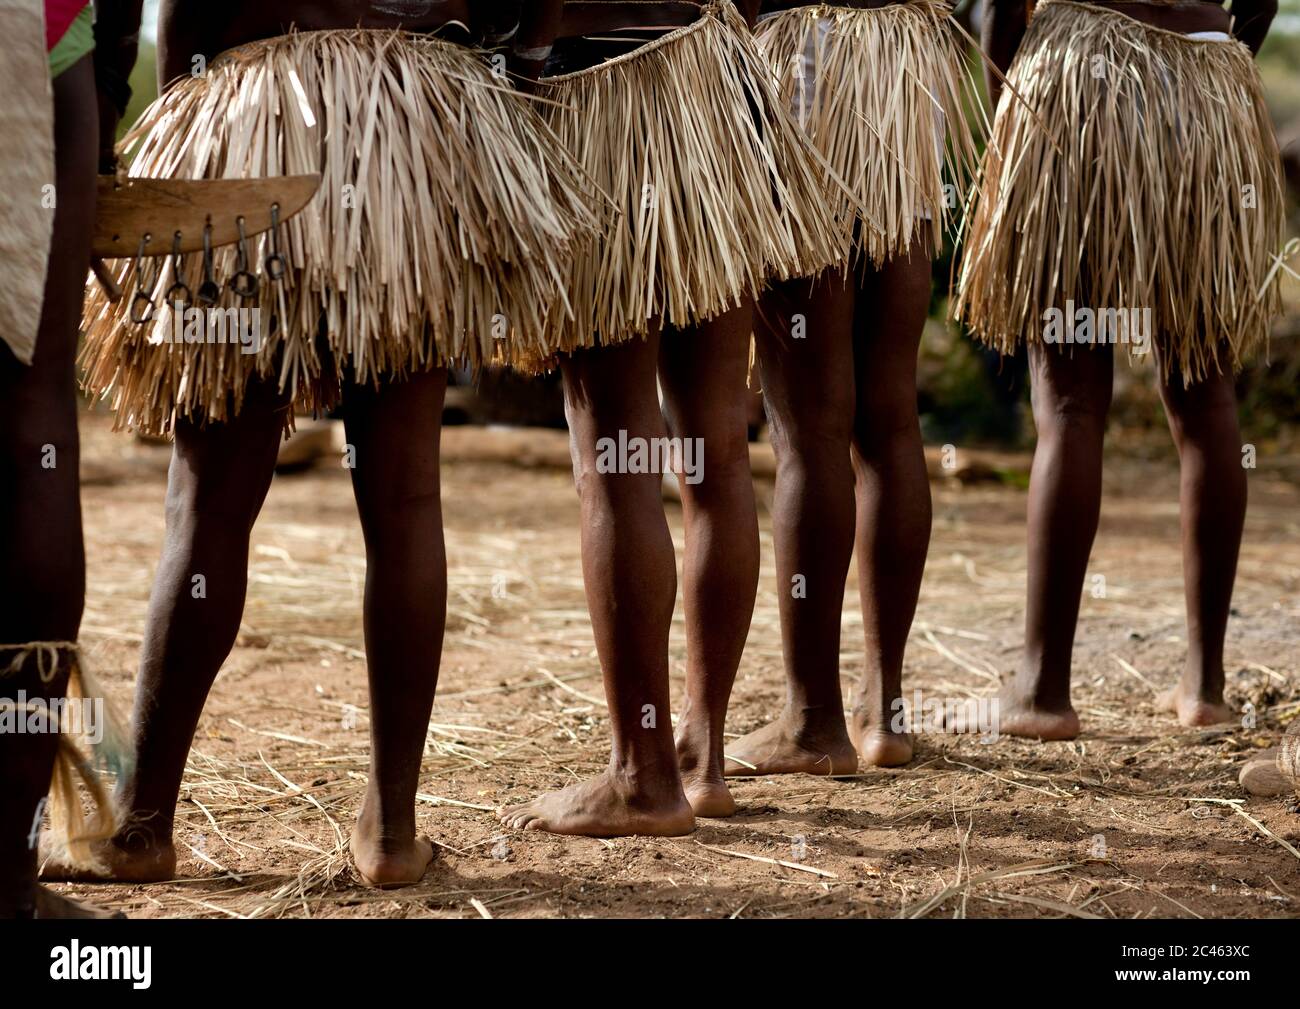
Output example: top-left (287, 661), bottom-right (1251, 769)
top-left (760, 0), bottom-right (919, 14)
top-left (560, 1), bottom-right (712, 36)
top-left (1058, 0), bottom-right (1232, 35)
top-left (214, 25), bottom-right (474, 61)
top-left (168, 20), bottom-right (476, 75)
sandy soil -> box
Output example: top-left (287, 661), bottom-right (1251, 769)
top-left (49, 411), bottom-right (1300, 919)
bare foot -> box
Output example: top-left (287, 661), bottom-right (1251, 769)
top-left (943, 685), bottom-right (1080, 741)
top-left (847, 681), bottom-right (920, 769)
top-left (349, 829), bottom-right (434, 889)
top-left (681, 776), bottom-right (735, 818)
top-left (1157, 684), bottom-right (1234, 727)
top-left (850, 724), bottom-right (914, 767)
top-left (722, 713), bottom-right (858, 777)
top-left (847, 687), bottom-right (913, 766)
top-left (498, 769), bottom-right (694, 837)
top-left (677, 755), bottom-right (736, 818)
top-left (34, 886), bottom-right (126, 919)
top-left (40, 836), bottom-right (177, 883)
top-left (1239, 748), bottom-right (1288, 797)
top-left (675, 722), bottom-right (736, 817)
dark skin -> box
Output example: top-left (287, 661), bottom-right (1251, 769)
top-left (725, 244), bottom-right (936, 776)
top-left (45, 0), bottom-right (564, 888)
top-left (968, 0), bottom-right (1274, 738)
top-left (500, 309), bottom-right (760, 833)
top-left (720, 0), bottom-right (939, 776)
top-left (0, 55), bottom-right (99, 920)
top-left (1, 0), bottom-right (146, 920)
top-left (500, 3), bottom-right (762, 834)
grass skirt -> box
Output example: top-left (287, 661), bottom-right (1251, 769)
top-left (953, 1), bottom-right (1286, 382)
top-left (756, 1), bottom-right (982, 266)
top-left (81, 30), bottom-right (600, 434)
top-left (539, 0), bottom-right (854, 354)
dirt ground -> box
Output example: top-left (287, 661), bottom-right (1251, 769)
top-left (49, 409), bottom-right (1300, 919)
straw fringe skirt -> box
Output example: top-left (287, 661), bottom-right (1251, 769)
top-left (756, 1), bottom-right (982, 265)
top-left (81, 30), bottom-right (599, 435)
top-left (954, 1), bottom-right (1286, 382)
top-left (538, 0), bottom-right (853, 354)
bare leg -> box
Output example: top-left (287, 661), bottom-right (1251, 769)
top-left (0, 57), bottom-right (97, 917)
top-left (660, 303), bottom-right (760, 816)
top-left (44, 381), bottom-right (289, 882)
top-left (1154, 361), bottom-right (1242, 726)
top-left (499, 335), bottom-right (693, 836)
top-left (847, 243), bottom-right (932, 766)
top-left (341, 370), bottom-right (447, 885)
top-left (985, 342), bottom-right (1114, 740)
top-left (725, 271), bottom-right (859, 776)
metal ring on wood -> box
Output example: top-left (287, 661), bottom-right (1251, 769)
top-left (168, 232), bottom-right (188, 307)
top-left (264, 202), bottom-right (287, 282)
top-left (166, 282), bottom-right (192, 308)
top-left (129, 291), bottom-right (154, 324)
top-left (197, 221), bottom-right (221, 306)
top-left (229, 216), bottom-right (260, 300)
top-left (131, 233), bottom-right (156, 324)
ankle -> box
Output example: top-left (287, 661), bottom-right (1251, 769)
top-left (355, 795), bottom-right (416, 844)
top-left (608, 748), bottom-right (685, 798)
top-left (116, 815), bottom-right (176, 853)
top-left (849, 681), bottom-right (904, 728)
top-left (1179, 662), bottom-right (1225, 701)
top-left (674, 718), bottom-right (724, 765)
top-left (1009, 664), bottom-right (1073, 711)
top-left (779, 702), bottom-right (849, 741)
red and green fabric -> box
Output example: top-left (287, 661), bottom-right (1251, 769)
top-left (47, 0), bottom-right (94, 78)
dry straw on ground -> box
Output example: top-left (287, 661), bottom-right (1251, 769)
top-left (52, 421), bottom-right (1300, 918)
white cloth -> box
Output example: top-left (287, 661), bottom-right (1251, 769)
top-left (0, 1), bottom-right (56, 365)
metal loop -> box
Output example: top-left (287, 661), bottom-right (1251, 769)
top-left (168, 231), bottom-right (188, 307)
top-left (229, 216), bottom-right (259, 300)
top-left (233, 216), bottom-right (249, 273)
top-left (229, 271), bottom-right (259, 299)
top-left (170, 230), bottom-right (185, 275)
top-left (264, 202), bottom-right (287, 282)
top-left (131, 233), bottom-right (156, 324)
top-left (166, 282), bottom-right (192, 308)
top-left (197, 221), bottom-right (220, 305)
top-left (130, 292), bottom-right (154, 325)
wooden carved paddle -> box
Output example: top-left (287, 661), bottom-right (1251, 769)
top-left (90, 174), bottom-right (321, 300)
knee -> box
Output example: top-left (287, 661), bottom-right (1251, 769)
top-left (163, 460), bottom-right (273, 535)
top-left (568, 426), bottom-right (668, 507)
top-left (1030, 382), bottom-right (1111, 437)
top-left (1161, 373), bottom-right (1239, 433)
top-left (677, 427), bottom-right (752, 503)
top-left (767, 399), bottom-right (853, 475)
top-left (568, 433), bottom-right (602, 500)
top-left (354, 467), bottom-right (442, 529)
top-left (852, 389), bottom-right (920, 453)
